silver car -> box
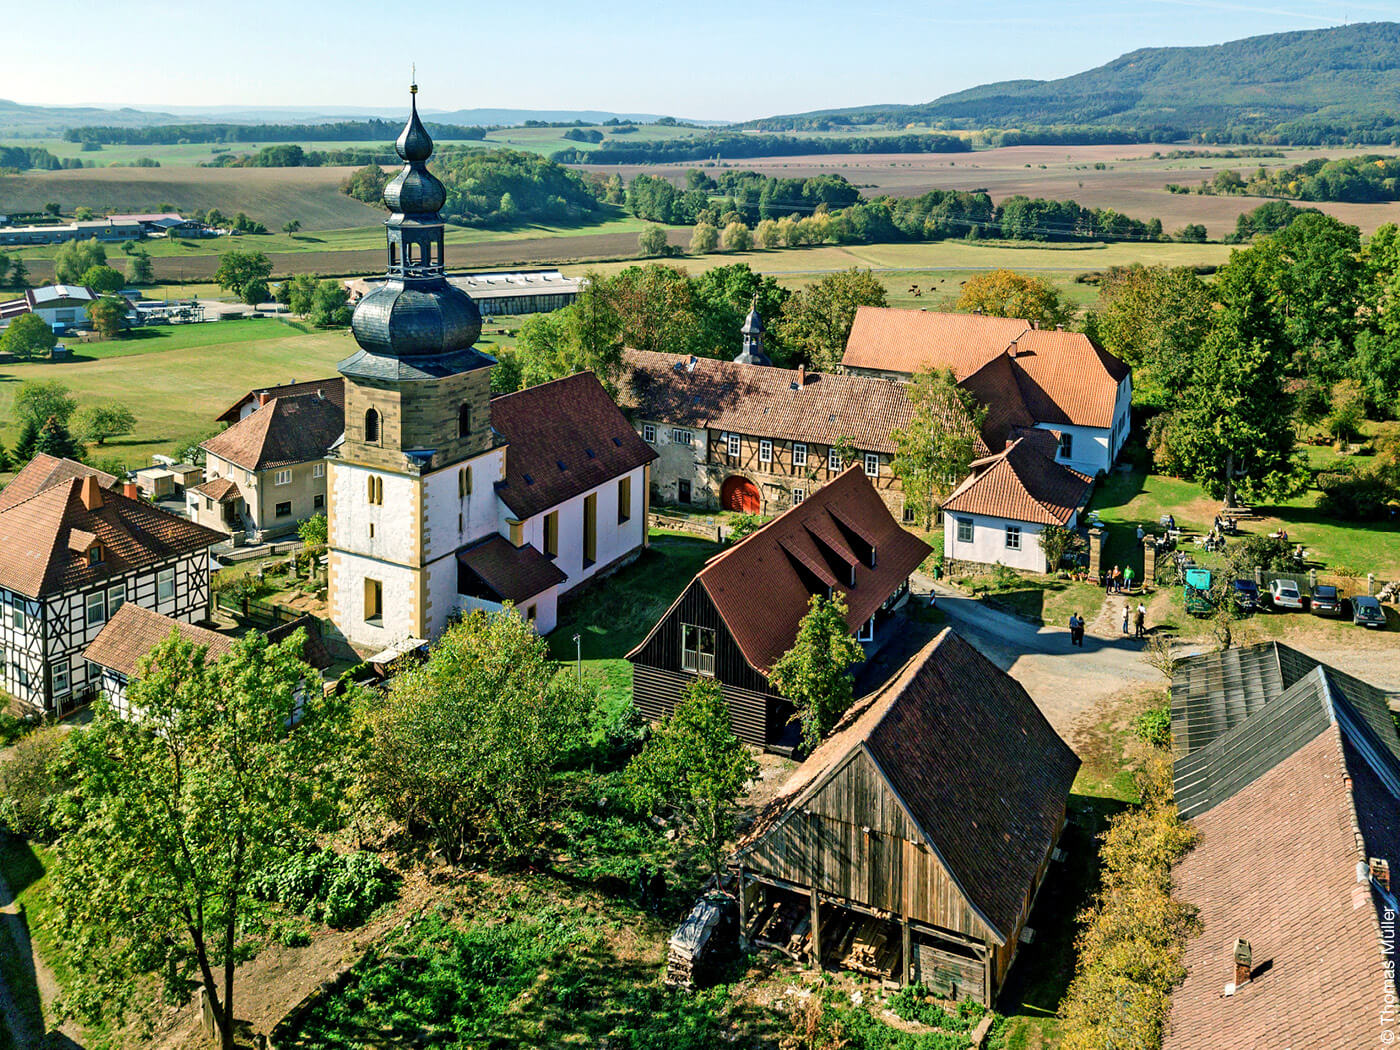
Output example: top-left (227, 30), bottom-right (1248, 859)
top-left (1268, 579), bottom-right (1304, 611)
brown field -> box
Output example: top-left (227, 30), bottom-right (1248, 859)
top-left (577, 142), bottom-right (1400, 238)
top-left (0, 164), bottom-right (382, 230)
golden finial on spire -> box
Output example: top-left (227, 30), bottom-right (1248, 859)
top-left (410, 63), bottom-right (417, 95)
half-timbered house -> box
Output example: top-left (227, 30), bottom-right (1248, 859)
top-left (0, 459), bottom-right (223, 715)
top-left (730, 628), bottom-right (1079, 1004)
top-left (627, 465), bottom-right (931, 749)
top-left (85, 603), bottom-right (237, 717)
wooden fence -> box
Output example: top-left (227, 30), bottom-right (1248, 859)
top-left (217, 593), bottom-right (311, 627)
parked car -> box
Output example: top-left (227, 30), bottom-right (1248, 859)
top-left (1231, 579), bottom-right (1260, 613)
top-left (1268, 579), bottom-right (1305, 611)
top-left (1310, 584), bottom-right (1344, 618)
top-left (1353, 595), bottom-right (1387, 629)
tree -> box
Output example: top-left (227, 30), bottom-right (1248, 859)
top-left (720, 221), bottom-right (752, 252)
top-left (1269, 212), bottom-right (1363, 384)
top-left (35, 415), bottom-right (82, 460)
top-left (241, 277), bottom-right (271, 306)
top-left (8, 259), bottom-right (29, 290)
top-left (80, 264), bottom-right (124, 294)
top-left (768, 593), bottom-right (866, 749)
top-left (1324, 378), bottom-right (1367, 444)
top-left (775, 267), bottom-right (887, 371)
top-left (889, 366), bottom-right (986, 529)
top-left (625, 677), bottom-right (757, 885)
top-left (52, 238), bottom-right (107, 284)
top-left (1039, 523), bottom-right (1078, 574)
top-left (283, 273), bottom-right (319, 315)
top-left (0, 313), bottom-right (57, 360)
top-left (298, 512), bottom-right (328, 550)
top-left (1169, 244), bottom-right (1306, 507)
top-left (1176, 223), bottom-right (1208, 243)
top-left (601, 263), bottom-right (702, 358)
top-left (955, 268), bottom-right (1073, 329)
top-left (691, 263), bottom-right (790, 361)
top-left (12, 418), bottom-right (38, 463)
top-left (52, 629), bottom-right (350, 1049)
top-left (511, 271), bottom-right (625, 392)
top-left (13, 380), bottom-right (76, 427)
top-left (690, 221), bottom-right (718, 255)
top-left (213, 249), bottom-right (273, 299)
top-left (308, 281), bottom-right (351, 326)
top-left (85, 296), bottom-right (129, 339)
top-left (755, 218), bottom-right (781, 249)
top-left (126, 249), bottom-right (154, 285)
top-left (0, 252), bottom-right (9, 286)
top-left (282, 220), bottom-right (301, 235)
top-left (360, 608), bottom-right (594, 862)
top-left (74, 403), bottom-right (136, 446)
top-left (638, 224), bottom-right (668, 257)
top-left (43, 201), bottom-right (60, 217)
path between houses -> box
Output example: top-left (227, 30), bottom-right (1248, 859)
top-left (0, 851), bottom-right (66, 1050)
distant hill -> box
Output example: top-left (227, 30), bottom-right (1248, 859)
top-left (748, 22), bottom-right (1400, 144)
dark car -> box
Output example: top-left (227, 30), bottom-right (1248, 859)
top-left (1231, 579), bottom-right (1260, 613)
top-left (1310, 584), bottom-right (1343, 618)
top-left (1353, 595), bottom-right (1387, 629)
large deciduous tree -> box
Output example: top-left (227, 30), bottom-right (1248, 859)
top-left (13, 379), bottom-right (77, 428)
top-left (52, 238), bottom-right (107, 284)
top-left (768, 593), bottom-right (867, 749)
top-left (85, 295), bottom-right (129, 338)
top-left (0, 313), bottom-right (57, 360)
top-left (74, 403), bottom-right (137, 446)
top-left (955, 268), bottom-right (1072, 329)
top-left (52, 629), bottom-right (349, 1050)
top-left (890, 366), bottom-right (986, 530)
top-left (213, 249), bottom-right (273, 300)
top-left (625, 677), bottom-right (757, 885)
top-left (775, 267), bottom-right (887, 371)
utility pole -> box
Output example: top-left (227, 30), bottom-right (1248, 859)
top-left (573, 633), bottom-right (582, 681)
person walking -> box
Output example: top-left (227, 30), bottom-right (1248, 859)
top-left (1135, 602), bottom-right (1147, 639)
top-left (1069, 612), bottom-right (1084, 647)
top-left (1122, 603), bottom-right (1130, 635)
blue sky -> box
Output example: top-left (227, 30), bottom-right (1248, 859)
top-left (7, 0), bottom-right (1399, 120)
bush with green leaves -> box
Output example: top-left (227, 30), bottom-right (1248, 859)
top-left (888, 987), bottom-right (987, 1031)
top-left (0, 725), bottom-right (71, 841)
top-left (1238, 533), bottom-right (1293, 570)
top-left (1133, 704), bottom-right (1173, 749)
top-left (249, 849), bottom-right (397, 929)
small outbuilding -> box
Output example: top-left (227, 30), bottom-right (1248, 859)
top-left (729, 628), bottom-right (1079, 1003)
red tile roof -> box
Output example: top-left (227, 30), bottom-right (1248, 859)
top-left (1165, 726), bottom-right (1399, 1050)
top-left (214, 377), bottom-right (344, 423)
top-left (0, 454), bottom-right (118, 513)
top-left (456, 534), bottom-right (567, 604)
top-left (941, 435), bottom-right (1092, 526)
top-left (491, 371), bottom-right (658, 520)
top-left (634, 466), bottom-right (931, 675)
top-left (842, 307), bottom-right (1130, 430)
top-left (85, 604), bottom-right (236, 678)
top-left (0, 475), bottom-right (223, 598)
top-left (189, 477), bottom-right (242, 503)
top-left (201, 392), bottom-right (343, 472)
top-left (736, 628), bottom-right (1079, 942)
top-left (620, 349), bottom-right (988, 456)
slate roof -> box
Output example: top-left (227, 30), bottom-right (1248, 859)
top-left (201, 393), bottom-right (344, 472)
top-left (1165, 726), bottom-right (1399, 1050)
top-left (1172, 647), bottom-right (1400, 819)
top-left (456, 534), bottom-right (568, 604)
top-left (0, 454), bottom-right (118, 513)
top-left (0, 475), bottom-right (223, 599)
top-left (214, 377), bottom-right (344, 423)
top-left (735, 628), bottom-right (1080, 943)
top-left (842, 307), bottom-right (1130, 430)
top-left (619, 349), bottom-right (989, 456)
top-left (85, 604), bottom-right (236, 678)
top-left (630, 466), bottom-right (931, 675)
top-left (941, 435), bottom-right (1092, 526)
top-left (491, 371), bottom-right (657, 520)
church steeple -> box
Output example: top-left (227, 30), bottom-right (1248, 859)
top-left (734, 297), bottom-right (772, 366)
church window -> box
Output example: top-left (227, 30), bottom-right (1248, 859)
top-left (364, 578), bottom-right (383, 625)
top-left (458, 404), bottom-right (472, 438)
top-left (458, 467), bottom-right (471, 497)
top-left (364, 408), bottom-right (380, 444)
top-left (366, 475), bottom-right (383, 505)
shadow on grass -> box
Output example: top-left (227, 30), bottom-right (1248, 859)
top-left (0, 833), bottom-right (63, 1048)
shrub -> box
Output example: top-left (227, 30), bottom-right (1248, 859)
top-left (1317, 471), bottom-right (1397, 522)
top-left (0, 710), bottom-right (42, 746)
top-left (250, 850), bottom-right (397, 929)
top-left (1239, 533), bottom-right (1293, 570)
top-left (727, 513), bottom-right (767, 541)
top-left (1133, 704), bottom-right (1172, 749)
top-left (0, 726), bottom-right (71, 841)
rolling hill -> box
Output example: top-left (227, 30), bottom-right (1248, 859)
top-left (749, 22), bottom-right (1400, 144)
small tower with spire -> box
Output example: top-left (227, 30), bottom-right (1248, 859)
top-left (733, 297), bottom-right (772, 366)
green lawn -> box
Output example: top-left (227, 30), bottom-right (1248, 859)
top-left (548, 530), bottom-right (722, 723)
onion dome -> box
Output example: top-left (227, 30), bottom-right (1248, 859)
top-left (384, 88), bottom-right (447, 215)
top-left (351, 282), bottom-right (482, 359)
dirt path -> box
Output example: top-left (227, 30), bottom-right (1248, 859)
top-left (915, 574), bottom-right (1162, 736)
top-left (0, 856), bottom-right (66, 1048)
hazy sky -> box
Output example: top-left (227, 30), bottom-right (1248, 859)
top-left (6, 0), bottom-right (1399, 120)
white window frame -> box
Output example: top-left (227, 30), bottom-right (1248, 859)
top-left (793, 442), bottom-right (807, 467)
top-left (858, 616), bottom-right (875, 642)
top-left (726, 433), bottom-right (741, 458)
top-left (86, 590), bottom-right (106, 627)
top-left (313, 463), bottom-right (325, 478)
top-left (643, 423), bottom-right (657, 443)
top-left (680, 622), bottom-right (716, 676)
top-left (759, 439), bottom-right (773, 464)
top-left (51, 659), bottom-right (70, 697)
top-left (157, 568), bottom-right (175, 602)
top-left (828, 447), bottom-right (841, 471)
top-left (956, 517), bottom-right (974, 544)
top-left (9, 601), bottom-right (23, 632)
top-left (864, 453), bottom-right (879, 477)
top-left (274, 469), bottom-right (292, 486)
top-left (793, 488), bottom-right (806, 504)
top-left (1005, 525), bottom-right (1022, 551)
top-left (671, 428), bottom-right (693, 446)
top-left (1058, 432), bottom-right (1073, 459)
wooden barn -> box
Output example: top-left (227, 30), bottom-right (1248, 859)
top-left (729, 628), bottom-right (1080, 1004)
top-left (627, 465), bottom-right (932, 750)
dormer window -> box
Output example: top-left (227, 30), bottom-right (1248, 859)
top-left (88, 544), bottom-right (103, 565)
top-left (364, 407), bottom-right (380, 444)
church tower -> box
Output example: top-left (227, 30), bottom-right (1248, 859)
top-left (327, 83), bottom-right (506, 650)
top-left (733, 298), bottom-right (772, 366)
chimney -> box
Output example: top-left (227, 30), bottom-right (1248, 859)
top-left (1055, 323), bottom-right (1065, 331)
top-left (1029, 319), bottom-right (1038, 330)
top-left (796, 364), bottom-right (806, 388)
top-left (79, 474), bottom-right (103, 511)
top-left (1008, 340), bottom-right (1018, 359)
top-left (1233, 939), bottom-right (1252, 988)
top-left (257, 391), bottom-right (270, 407)
top-left (1371, 857), bottom-right (1391, 891)
top-left (122, 481), bottom-right (140, 500)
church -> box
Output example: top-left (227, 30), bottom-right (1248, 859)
top-left (327, 85), bottom-right (655, 650)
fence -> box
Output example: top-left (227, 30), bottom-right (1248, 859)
top-left (649, 512), bottom-right (724, 543)
top-left (217, 592), bottom-right (312, 627)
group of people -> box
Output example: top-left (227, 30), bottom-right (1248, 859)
top-left (1105, 564), bottom-right (1136, 593)
top-left (1068, 600), bottom-right (1148, 648)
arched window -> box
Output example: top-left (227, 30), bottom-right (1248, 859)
top-left (457, 403), bottom-right (471, 438)
top-left (365, 476), bottom-right (383, 505)
top-left (364, 407), bottom-right (380, 444)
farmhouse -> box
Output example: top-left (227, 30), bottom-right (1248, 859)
top-left (0, 219), bottom-right (143, 246)
top-left (628, 465), bottom-right (931, 749)
top-left (0, 456), bottom-right (223, 715)
top-left (215, 377), bottom-right (345, 424)
top-left (326, 86), bottom-right (655, 650)
top-left (731, 629), bottom-right (1079, 1002)
top-left (940, 431), bottom-right (1093, 573)
top-left (192, 390), bottom-right (343, 541)
top-left (1166, 642), bottom-right (1399, 1048)
top-left (620, 312), bottom-right (986, 520)
top-left (0, 284), bottom-right (98, 331)
top-left (842, 307), bottom-right (1131, 477)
